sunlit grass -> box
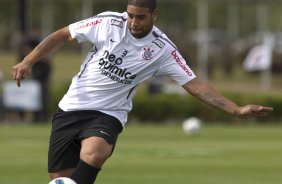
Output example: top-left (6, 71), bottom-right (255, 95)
top-left (0, 123), bottom-right (281, 184)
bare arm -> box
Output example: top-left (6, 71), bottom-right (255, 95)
top-left (182, 78), bottom-right (273, 119)
top-left (12, 26), bottom-right (75, 86)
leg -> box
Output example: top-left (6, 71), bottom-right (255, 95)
top-left (80, 136), bottom-right (113, 168)
top-left (69, 136), bottom-right (113, 184)
top-left (49, 136), bottom-right (112, 183)
top-left (49, 168), bottom-right (76, 180)
top-left (48, 109), bottom-right (122, 183)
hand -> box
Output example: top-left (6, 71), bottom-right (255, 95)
top-left (12, 62), bottom-right (32, 87)
top-left (235, 105), bottom-right (273, 119)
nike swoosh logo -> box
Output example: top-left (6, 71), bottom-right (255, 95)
top-left (110, 39), bottom-right (117, 43)
top-left (100, 130), bottom-right (111, 137)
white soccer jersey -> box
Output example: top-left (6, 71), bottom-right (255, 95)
top-left (59, 11), bottom-right (196, 126)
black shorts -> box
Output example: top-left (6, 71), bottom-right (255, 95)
top-left (48, 108), bottom-right (123, 172)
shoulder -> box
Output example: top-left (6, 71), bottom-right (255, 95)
top-left (92, 11), bottom-right (127, 30)
top-left (70, 11), bottom-right (127, 29)
top-left (150, 27), bottom-right (178, 51)
top-left (96, 11), bottom-right (127, 21)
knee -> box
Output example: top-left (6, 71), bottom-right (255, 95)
top-left (49, 168), bottom-right (75, 180)
top-left (49, 173), bottom-right (56, 180)
top-left (80, 137), bottom-right (114, 168)
top-left (80, 149), bottom-right (111, 168)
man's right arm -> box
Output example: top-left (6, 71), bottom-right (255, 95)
top-left (12, 26), bottom-right (75, 86)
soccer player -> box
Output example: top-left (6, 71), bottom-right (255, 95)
top-left (12, 0), bottom-right (273, 184)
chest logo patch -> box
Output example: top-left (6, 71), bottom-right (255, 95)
top-left (142, 46), bottom-right (154, 60)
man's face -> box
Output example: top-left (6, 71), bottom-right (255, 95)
top-left (127, 5), bottom-right (157, 39)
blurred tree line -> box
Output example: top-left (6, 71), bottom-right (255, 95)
top-left (1, 0), bottom-right (282, 75)
top-left (1, 0), bottom-right (281, 122)
top-left (1, 0), bottom-right (282, 43)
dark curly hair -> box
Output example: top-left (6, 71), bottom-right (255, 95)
top-left (127, 0), bottom-right (157, 12)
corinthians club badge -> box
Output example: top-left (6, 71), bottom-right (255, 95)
top-left (142, 46), bottom-right (154, 60)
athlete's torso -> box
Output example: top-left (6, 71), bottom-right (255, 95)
top-left (59, 11), bottom-right (196, 126)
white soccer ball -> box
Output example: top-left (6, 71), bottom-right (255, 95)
top-left (182, 117), bottom-right (201, 134)
top-left (49, 177), bottom-right (77, 184)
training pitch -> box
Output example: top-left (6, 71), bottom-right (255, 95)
top-left (0, 122), bottom-right (281, 184)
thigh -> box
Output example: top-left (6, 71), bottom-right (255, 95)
top-left (80, 136), bottom-right (113, 168)
top-left (48, 109), bottom-right (81, 173)
top-left (48, 108), bottom-right (123, 172)
top-left (78, 110), bottom-right (123, 152)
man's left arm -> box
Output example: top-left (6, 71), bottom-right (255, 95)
top-left (182, 78), bottom-right (273, 119)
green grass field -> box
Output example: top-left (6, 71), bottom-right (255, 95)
top-left (0, 123), bottom-right (281, 184)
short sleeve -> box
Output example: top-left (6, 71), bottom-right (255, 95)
top-left (156, 49), bottom-right (196, 86)
top-left (68, 16), bottom-right (104, 44)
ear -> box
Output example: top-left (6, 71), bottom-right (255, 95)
top-left (152, 8), bottom-right (159, 21)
